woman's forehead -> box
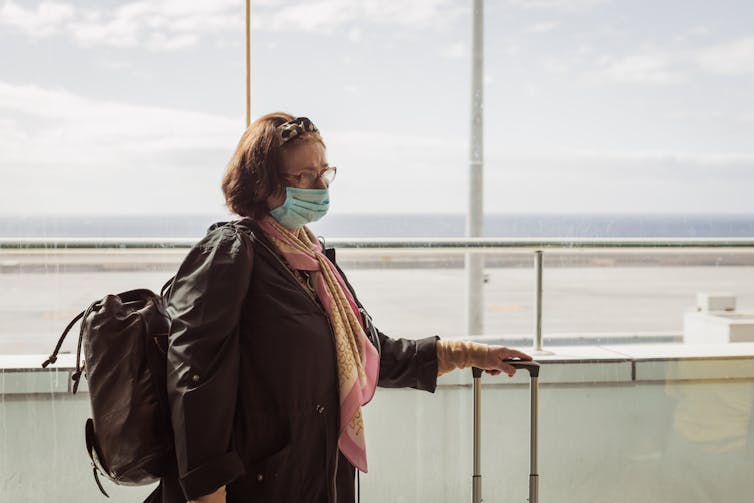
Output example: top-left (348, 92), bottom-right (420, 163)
top-left (281, 141), bottom-right (326, 170)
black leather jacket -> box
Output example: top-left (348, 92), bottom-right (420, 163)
top-left (157, 219), bottom-right (439, 502)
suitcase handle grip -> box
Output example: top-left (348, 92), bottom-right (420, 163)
top-left (472, 360), bottom-right (540, 378)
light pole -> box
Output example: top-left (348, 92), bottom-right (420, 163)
top-left (466, 0), bottom-right (485, 339)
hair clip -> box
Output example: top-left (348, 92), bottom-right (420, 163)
top-left (277, 117), bottom-right (320, 144)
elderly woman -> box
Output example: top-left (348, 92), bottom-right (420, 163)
top-left (158, 112), bottom-right (531, 503)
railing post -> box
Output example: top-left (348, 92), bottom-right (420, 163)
top-left (534, 250), bottom-right (544, 353)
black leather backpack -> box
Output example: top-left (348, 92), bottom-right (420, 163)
top-left (42, 278), bottom-right (175, 497)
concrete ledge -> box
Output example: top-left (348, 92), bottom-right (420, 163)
top-left (0, 353), bottom-right (77, 369)
top-left (0, 354), bottom-right (78, 394)
top-left (609, 343), bottom-right (754, 382)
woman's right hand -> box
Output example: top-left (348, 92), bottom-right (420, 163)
top-left (436, 339), bottom-right (532, 377)
top-left (188, 485), bottom-right (226, 503)
top-left (481, 345), bottom-right (533, 377)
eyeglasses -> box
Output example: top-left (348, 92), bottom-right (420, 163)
top-left (282, 166), bottom-right (337, 188)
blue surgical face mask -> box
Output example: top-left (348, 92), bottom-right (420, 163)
top-left (269, 187), bottom-right (330, 229)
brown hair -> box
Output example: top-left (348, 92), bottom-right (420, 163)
top-left (221, 112), bottom-right (325, 218)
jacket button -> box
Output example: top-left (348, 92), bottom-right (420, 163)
top-left (256, 473), bottom-right (264, 482)
top-left (191, 374), bottom-right (200, 383)
top-left (316, 404), bottom-right (325, 414)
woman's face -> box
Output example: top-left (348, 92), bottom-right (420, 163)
top-left (266, 140), bottom-right (328, 211)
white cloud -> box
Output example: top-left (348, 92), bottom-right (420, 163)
top-left (688, 25), bottom-right (710, 37)
top-left (324, 129), bottom-right (754, 215)
top-left (542, 57), bottom-right (569, 73)
top-left (347, 27), bottom-right (362, 43)
top-left (504, 44), bottom-right (521, 56)
top-left (0, 80), bottom-right (241, 162)
top-left (0, 80), bottom-right (472, 215)
top-left (443, 42), bottom-right (466, 59)
top-left (0, 0), bottom-right (240, 51)
top-left (1, 0), bottom-right (465, 50)
top-left (254, 0), bottom-right (466, 32)
top-left (0, 80), bottom-right (247, 215)
top-left (481, 149), bottom-right (754, 214)
top-left (144, 32), bottom-right (199, 51)
top-left (596, 50), bottom-right (684, 84)
top-left (98, 59), bottom-right (133, 71)
top-left (0, 0), bottom-right (74, 36)
top-left (695, 37), bottom-right (754, 76)
top-left (255, 1), bottom-right (353, 33)
top-left (507, 0), bottom-right (609, 10)
top-left (586, 37), bottom-right (754, 85)
top-left (2, 79), bottom-right (753, 216)
top-left (526, 21), bottom-right (560, 33)
top-left (361, 0), bottom-right (466, 30)
top-left (328, 129), bottom-right (465, 151)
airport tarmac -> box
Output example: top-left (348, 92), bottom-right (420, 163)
top-left (2, 249), bottom-right (753, 355)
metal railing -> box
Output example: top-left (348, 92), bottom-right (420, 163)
top-left (3, 237), bottom-right (754, 353)
top-left (3, 237), bottom-right (754, 250)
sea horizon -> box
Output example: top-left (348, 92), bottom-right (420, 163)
top-left (1, 212), bottom-right (753, 238)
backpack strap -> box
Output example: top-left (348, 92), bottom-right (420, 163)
top-left (85, 418), bottom-right (110, 497)
top-left (160, 276), bottom-right (175, 298)
top-left (72, 301), bottom-right (97, 393)
top-left (41, 309), bottom-right (86, 368)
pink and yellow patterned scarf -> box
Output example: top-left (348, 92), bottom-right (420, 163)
top-left (257, 215), bottom-right (379, 472)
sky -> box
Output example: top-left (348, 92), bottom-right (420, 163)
top-left (1, 0), bottom-right (754, 216)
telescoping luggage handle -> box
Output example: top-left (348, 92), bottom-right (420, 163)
top-left (472, 360), bottom-right (540, 503)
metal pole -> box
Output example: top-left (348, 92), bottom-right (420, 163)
top-left (472, 369), bottom-right (482, 503)
top-left (245, 0), bottom-right (252, 127)
top-left (466, 0), bottom-right (484, 338)
top-left (534, 250), bottom-right (543, 352)
top-left (529, 376), bottom-right (539, 503)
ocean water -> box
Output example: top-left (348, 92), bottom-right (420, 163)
top-left (1, 213), bottom-right (753, 238)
